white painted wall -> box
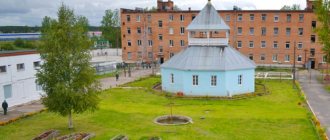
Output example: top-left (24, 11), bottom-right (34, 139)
top-left (0, 53), bottom-right (43, 107)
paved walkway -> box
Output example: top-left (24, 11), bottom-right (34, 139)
top-left (0, 68), bottom-right (154, 124)
top-left (298, 70), bottom-right (330, 137)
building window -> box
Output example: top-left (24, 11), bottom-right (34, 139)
top-left (284, 54), bottom-right (291, 62)
top-left (147, 14), bottom-right (151, 22)
top-left (249, 27), bottom-right (254, 35)
top-left (180, 40), bottom-right (185, 47)
top-left (17, 63), bottom-right (24, 71)
top-left (136, 15), bottom-right (140, 22)
top-left (158, 20), bottom-right (163, 27)
top-left (298, 42), bottom-right (303, 49)
top-left (180, 14), bottom-right (184, 21)
top-left (170, 73), bottom-right (174, 84)
top-left (0, 65), bottom-right (6, 73)
top-left (274, 15), bottom-right (279, 22)
top-left (148, 52), bottom-right (153, 59)
top-left (192, 15), bottom-right (196, 20)
top-left (298, 28), bottom-right (304, 36)
top-left (238, 75), bottom-right (242, 85)
top-left (126, 15), bottom-right (130, 22)
top-left (297, 55), bottom-right (302, 62)
top-left (170, 53), bottom-right (174, 58)
top-left (193, 75), bottom-right (198, 86)
top-left (249, 41), bottom-right (254, 48)
top-left (286, 28), bottom-right (291, 36)
top-left (36, 82), bottom-right (42, 91)
top-left (158, 34), bottom-right (163, 41)
top-left (226, 14), bottom-right (230, 21)
top-left (3, 84), bottom-right (12, 99)
top-left (211, 75), bottom-right (217, 86)
top-left (273, 41), bottom-right (278, 48)
top-left (261, 27), bottom-right (266, 36)
top-left (273, 27), bottom-right (279, 35)
top-left (261, 14), bottom-right (267, 21)
top-left (237, 41), bottom-right (242, 48)
top-left (127, 28), bottom-right (131, 34)
top-left (137, 27), bottom-right (141, 34)
top-left (237, 27), bottom-right (242, 35)
top-left (287, 14), bottom-right (291, 22)
top-left (323, 55), bottom-right (327, 63)
top-left (169, 14), bottom-right (174, 21)
top-left (311, 35), bottom-right (316, 43)
top-left (237, 14), bottom-right (243, 21)
top-left (169, 27), bottom-right (174, 34)
top-left (138, 51), bottom-right (142, 58)
top-left (169, 40), bottom-right (174, 47)
top-left (137, 40), bottom-right (142, 46)
top-left (312, 21), bottom-right (317, 29)
top-left (159, 46), bottom-right (163, 53)
top-left (285, 42), bottom-right (290, 49)
top-left (180, 27), bottom-right (185, 34)
top-left (127, 40), bottom-right (131, 46)
top-left (272, 54), bottom-right (278, 62)
top-left (260, 54), bottom-right (266, 61)
top-left (33, 61), bottom-right (41, 68)
top-left (261, 41), bottom-right (266, 48)
top-left (249, 54), bottom-right (254, 60)
top-left (127, 52), bottom-right (132, 60)
top-left (299, 14), bottom-right (304, 22)
top-left (250, 14), bottom-right (254, 21)
top-left (147, 40), bottom-right (152, 47)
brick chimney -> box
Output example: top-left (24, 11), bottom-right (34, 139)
top-left (157, 0), bottom-right (174, 11)
top-left (306, 0), bottom-right (316, 11)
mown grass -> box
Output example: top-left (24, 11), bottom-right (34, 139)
top-left (0, 77), bottom-right (319, 140)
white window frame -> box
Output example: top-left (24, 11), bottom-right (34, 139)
top-left (274, 15), bottom-right (279, 22)
top-left (249, 27), bottom-right (254, 35)
top-left (297, 55), bottom-right (302, 62)
top-left (261, 41), bottom-right (266, 48)
top-left (298, 42), bottom-right (303, 49)
top-left (170, 73), bottom-right (174, 84)
top-left (238, 75), bottom-right (243, 85)
top-left (211, 75), bottom-right (217, 87)
top-left (180, 14), bottom-right (184, 22)
top-left (250, 14), bottom-right (254, 21)
top-left (272, 54), bottom-right (278, 62)
top-left (260, 54), bottom-right (266, 61)
top-left (169, 27), bottom-right (174, 35)
top-left (249, 41), bottom-right (254, 48)
top-left (169, 40), bottom-right (174, 47)
top-left (180, 27), bottom-right (185, 35)
top-left (285, 55), bottom-right (290, 62)
top-left (137, 40), bottom-right (142, 46)
top-left (193, 75), bottom-right (198, 86)
top-left (225, 14), bottom-right (230, 21)
top-left (237, 41), bottom-right (242, 48)
top-left (237, 27), bottom-right (242, 35)
top-left (273, 41), bottom-right (278, 48)
top-left (0, 65), bottom-right (6, 73)
top-left (285, 42), bottom-right (290, 49)
top-left (237, 14), bottom-right (243, 21)
top-left (169, 14), bottom-right (174, 21)
top-left (148, 40), bottom-right (153, 47)
top-left (136, 15), bottom-right (141, 22)
top-left (127, 40), bottom-right (131, 46)
top-left (17, 63), bottom-right (25, 71)
top-left (180, 40), bottom-right (185, 47)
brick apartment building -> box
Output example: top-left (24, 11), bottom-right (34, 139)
top-left (120, 0), bottom-right (326, 69)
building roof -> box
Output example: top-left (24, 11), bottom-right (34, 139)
top-left (186, 1), bottom-right (230, 31)
top-left (0, 50), bottom-right (38, 57)
top-left (161, 46), bottom-right (256, 71)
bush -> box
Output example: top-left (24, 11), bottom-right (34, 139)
top-left (0, 43), bottom-right (15, 50)
top-left (14, 38), bottom-right (24, 47)
top-left (24, 41), bottom-right (36, 49)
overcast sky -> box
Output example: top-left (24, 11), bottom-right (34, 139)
top-left (0, 0), bottom-right (306, 26)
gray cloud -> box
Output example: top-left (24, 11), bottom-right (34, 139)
top-left (0, 0), bottom-right (306, 26)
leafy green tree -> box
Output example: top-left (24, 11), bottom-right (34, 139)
top-left (0, 43), bottom-right (15, 50)
top-left (37, 4), bottom-right (100, 129)
top-left (101, 9), bottom-right (121, 49)
top-left (280, 4), bottom-right (301, 10)
top-left (315, 0), bottom-right (330, 64)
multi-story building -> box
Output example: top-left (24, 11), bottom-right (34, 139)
top-left (121, 0), bottom-right (327, 69)
top-left (0, 50), bottom-right (43, 107)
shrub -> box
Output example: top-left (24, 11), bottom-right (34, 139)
top-left (14, 38), bottom-right (24, 47)
top-left (0, 43), bottom-right (15, 50)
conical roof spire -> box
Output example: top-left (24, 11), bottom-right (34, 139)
top-left (187, 1), bottom-right (230, 31)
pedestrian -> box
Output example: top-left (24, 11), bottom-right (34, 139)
top-left (115, 71), bottom-right (119, 81)
top-left (2, 100), bottom-right (8, 115)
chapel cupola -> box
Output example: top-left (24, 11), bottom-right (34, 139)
top-left (186, 0), bottom-right (230, 46)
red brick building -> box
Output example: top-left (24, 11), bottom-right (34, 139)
top-left (120, 0), bottom-right (325, 69)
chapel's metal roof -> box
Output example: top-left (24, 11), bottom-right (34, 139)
top-left (186, 1), bottom-right (230, 31)
top-left (161, 46), bottom-right (256, 71)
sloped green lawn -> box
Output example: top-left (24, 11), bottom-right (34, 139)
top-left (0, 77), bottom-right (319, 140)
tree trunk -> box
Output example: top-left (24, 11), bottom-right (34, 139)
top-left (68, 110), bottom-right (73, 129)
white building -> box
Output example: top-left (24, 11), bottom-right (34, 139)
top-left (0, 50), bottom-right (43, 107)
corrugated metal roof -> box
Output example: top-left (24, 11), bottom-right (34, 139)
top-left (186, 1), bottom-right (230, 31)
top-left (161, 46), bottom-right (256, 71)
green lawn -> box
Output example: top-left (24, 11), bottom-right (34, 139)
top-left (0, 77), bottom-right (319, 140)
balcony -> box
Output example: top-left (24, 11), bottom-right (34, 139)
top-left (188, 38), bottom-right (229, 46)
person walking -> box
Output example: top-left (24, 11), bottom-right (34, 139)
top-left (115, 71), bottom-right (119, 81)
top-left (2, 100), bottom-right (8, 115)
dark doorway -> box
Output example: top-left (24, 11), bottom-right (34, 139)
top-left (311, 60), bottom-right (315, 69)
top-left (160, 57), bottom-right (164, 64)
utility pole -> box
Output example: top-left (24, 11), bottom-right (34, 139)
top-left (293, 41), bottom-right (296, 88)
